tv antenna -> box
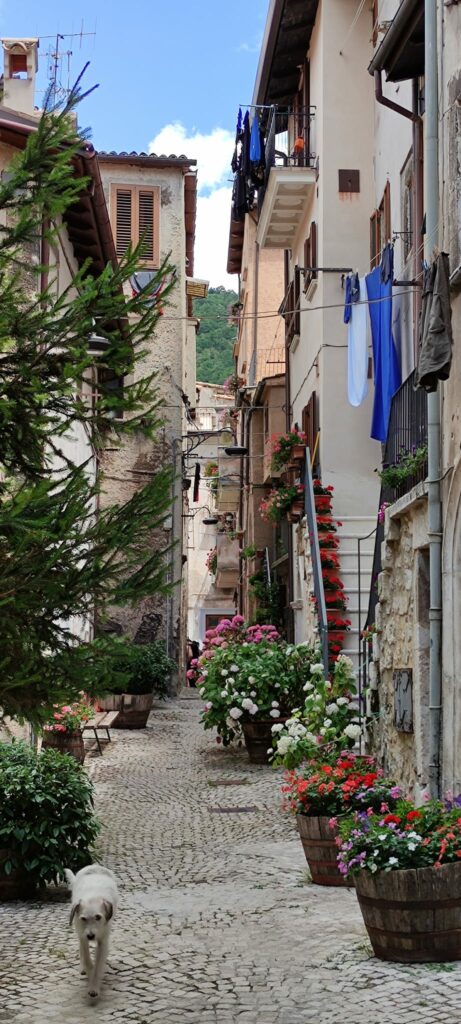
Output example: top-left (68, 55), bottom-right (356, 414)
top-left (40, 23), bottom-right (96, 109)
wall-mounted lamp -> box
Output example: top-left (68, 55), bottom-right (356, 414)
top-left (224, 444), bottom-right (248, 457)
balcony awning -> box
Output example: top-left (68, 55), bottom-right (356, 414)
top-left (368, 0), bottom-right (424, 83)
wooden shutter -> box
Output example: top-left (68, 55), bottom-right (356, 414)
top-left (302, 391), bottom-right (318, 470)
top-left (115, 188), bottom-right (133, 259)
top-left (372, 0), bottom-right (379, 46)
top-left (303, 222), bottom-right (317, 292)
top-left (111, 184), bottom-right (160, 267)
top-left (370, 209), bottom-right (380, 269)
top-left (383, 180), bottom-right (391, 241)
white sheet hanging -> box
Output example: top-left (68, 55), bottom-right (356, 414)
top-left (347, 276), bottom-right (369, 407)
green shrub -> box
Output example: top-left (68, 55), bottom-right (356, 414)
top-left (0, 742), bottom-right (100, 886)
top-left (101, 640), bottom-right (174, 697)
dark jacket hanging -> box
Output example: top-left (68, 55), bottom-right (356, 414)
top-left (193, 462), bottom-right (201, 503)
top-left (415, 252), bottom-right (453, 392)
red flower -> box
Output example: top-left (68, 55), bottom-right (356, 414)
top-left (406, 810), bottom-right (422, 821)
top-left (383, 814), bottom-right (401, 824)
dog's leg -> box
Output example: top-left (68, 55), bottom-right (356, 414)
top-left (87, 934), bottom-right (108, 999)
top-left (79, 936), bottom-right (93, 978)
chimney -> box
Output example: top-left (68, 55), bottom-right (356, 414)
top-left (1, 38), bottom-right (39, 114)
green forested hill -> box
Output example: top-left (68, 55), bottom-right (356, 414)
top-left (194, 286), bottom-right (238, 384)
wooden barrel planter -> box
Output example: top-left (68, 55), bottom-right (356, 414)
top-left (354, 861), bottom-right (461, 963)
top-left (98, 693), bottom-right (154, 729)
top-left (41, 729), bottom-right (85, 763)
top-left (242, 721), bottom-right (275, 764)
top-left (296, 815), bottom-right (349, 886)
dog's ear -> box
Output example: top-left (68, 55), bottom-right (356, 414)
top-left (69, 901), bottom-right (80, 927)
top-left (102, 900), bottom-right (113, 921)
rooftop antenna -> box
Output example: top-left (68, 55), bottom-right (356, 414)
top-left (40, 24), bottom-right (96, 110)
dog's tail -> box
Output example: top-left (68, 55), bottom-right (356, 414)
top-left (64, 868), bottom-right (75, 886)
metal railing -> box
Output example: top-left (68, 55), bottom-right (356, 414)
top-left (258, 105), bottom-right (316, 211)
top-left (304, 447), bottom-right (329, 673)
top-left (365, 369), bottom-right (428, 629)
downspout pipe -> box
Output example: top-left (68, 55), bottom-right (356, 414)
top-left (373, 69), bottom-right (420, 123)
top-left (425, 0), bottom-right (442, 799)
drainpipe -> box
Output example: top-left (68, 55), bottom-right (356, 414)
top-left (425, 0), bottom-right (442, 799)
top-left (284, 250), bottom-right (294, 641)
top-left (373, 69), bottom-right (420, 123)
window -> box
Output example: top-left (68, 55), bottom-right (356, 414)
top-left (302, 391), bottom-right (319, 474)
top-left (110, 184), bottom-right (160, 267)
top-left (370, 181), bottom-right (391, 269)
top-left (303, 222), bottom-right (317, 293)
top-left (281, 267), bottom-right (301, 346)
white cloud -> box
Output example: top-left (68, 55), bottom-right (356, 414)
top-left (149, 122), bottom-right (234, 193)
top-left (195, 186), bottom-right (236, 290)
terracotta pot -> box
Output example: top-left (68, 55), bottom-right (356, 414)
top-left (0, 852), bottom-right (38, 901)
top-left (354, 860), bottom-right (461, 962)
top-left (98, 692), bottom-right (154, 729)
top-left (296, 815), bottom-right (349, 886)
top-left (41, 729), bottom-right (85, 763)
top-left (288, 444), bottom-right (306, 464)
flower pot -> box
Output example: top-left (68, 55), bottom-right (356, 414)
top-left (242, 720), bottom-right (277, 764)
top-left (288, 444), bottom-right (306, 464)
top-left (354, 861), bottom-right (461, 963)
top-left (0, 852), bottom-right (38, 901)
top-left (296, 815), bottom-right (349, 887)
top-left (41, 729), bottom-right (85, 763)
top-left (98, 692), bottom-right (154, 729)
top-left (287, 499), bottom-right (304, 523)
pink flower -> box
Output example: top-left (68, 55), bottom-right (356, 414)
top-left (61, 706), bottom-right (72, 714)
top-left (328, 817), bottom-right (338, 829)
top-left (53, 712), bottom-right (63, 720)
top-left (186, 670), bottom-right (195, 679)
top-left (232, 615), bottom-right (245, 625)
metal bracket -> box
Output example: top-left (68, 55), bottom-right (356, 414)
top-left (298, 266), bottom-right (353, 274)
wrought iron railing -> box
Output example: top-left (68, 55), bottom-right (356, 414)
top-left (303, 447), bottom-right (329, 673)
top-left (258, 105), bottom-right (316, 212)
top-left (365, 369), bottom-right (428, 629)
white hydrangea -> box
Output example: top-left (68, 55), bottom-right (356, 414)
top-left (204, 701), bottom-right (213, 711)
top-left (230, 664), bottom-right (239, 673)
top-left (271, 701), bottom-right (279, 708)
top-left (241, 698), bottom-right (254, 710)
top-left (248, 677), bottom-right (255, 684)
top-left (344, 723), bottom-right (362, 739)
top-left (348, 701), bottom-right (360, 711)
top-left (270, 708), bottom-right (280, 718)
top-left (271, 723), bottom-right (285, 734)
top-left (249, 703), bottom-right (258, 715)
top-left (303, 681), bottom-right (314, 692)
top-left (220, 690), bottom-right (228, 698)
top-left (221, 669), bottom-right (228, 677)
top-left (311, 663), bottom-right (324, 674)
top-left (229, 707), bottom-right (243, 720)
top-left (202, 670), bottom-right (208, 677)
top-left (336, 697), bottom-right (349, 706)
top-left (250, 690), bottom-right (257, 698)
top-left (337, 654), bottom-right (354, 671)
top-left (323, 718), bottom-right (332, 728)
top-left (276, 735), bottom-right (293, 755)
top-left (326, 703), bottom-right (339, 715)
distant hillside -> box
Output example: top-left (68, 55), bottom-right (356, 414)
top-left (194, 286), bottom-right (238, 384)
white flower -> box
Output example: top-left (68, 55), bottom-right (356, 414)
top-left (370, 863), bottom-right (378, 873)
top-left (270, 709), bottom-right (280, 718)
top-left (230, 664), bottom-right (239, 673)
top-left (267, 748), bottom-right (274, 754)
top-left (344, 723), bottom-right (362, 739)
top-left (276, 736), bottom-right (293, 755)
top-left (249, 703), bottom-right (259, 715)
top-left (305, 731), bottom-right (317, 743)
top-left (326, 703), bottom-right (339, 715)
top-left (303, 681), bottom-right (314, 692)
top-left (271, 723), bottom-right (284, 734)
top-left (323, 718), bottom-right (332, 728)
top-left (274, 682), bottom-right (280, 688)
top-left (204, 701), bottom-right (213, 711)
top-left (311, 663), bottom-right (324, 674)
top-left (229, 707), bottom-right (243, 720)
top-left (319, 728), bottom-right (326, 736)
top-left (248, 677), bottom-right (255, 684)
top-left (271, 701), bottom-right (279, 708)
top-left (406, 832), bottom-right (421, 841)
top-left (337, 654), bottom-right (354, 671)
top-left (378, 834), bottom-right (387, 841)
top-left (241, 698), bottom-right (254, 710)
top-left (348, 701), bottom-right (360, 711)
top-left (407, 842), bottom-right (417, 851)
top-left (336, 697), bottom-right (348, 706)
top-left (221, 669), bottom-right (229, 677)
top-left (325, 681), bottom-right (332, 691)
top-left (202, 670), bottom-right (208, 677)
top-left (388, 857), bottom-right (398, 866)
top-left (250, 690), bottom-right (256, 698)
top-left (220, 690), bottom-right (228, 698)
top-left (199, 687), bottom-right (205, 696)
top-left (242, 642), bottom-right (249, 647)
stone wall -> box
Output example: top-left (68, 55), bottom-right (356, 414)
top-left (369, 484), bottom-right (429, 798)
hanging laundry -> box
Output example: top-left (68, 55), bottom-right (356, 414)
top-left (380, 242), bottom-right (394, 285)
top-left (347, 277), bottom-right (369, 407)
top-left (415, 251), bottom-right (453, 392)
top-left (343, 275), bottom-right (352, 324)
top-left (350, 272), bottom-right (360, 303)
top-left (249, 112), bottom-right (261, 162)
top-left (366, 266), bottom-right (401, 442)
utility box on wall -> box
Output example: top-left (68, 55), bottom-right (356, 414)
top-left (393, 669), bottom-right (413, 732)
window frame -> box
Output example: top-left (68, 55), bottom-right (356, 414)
top-left (110, 183), bottom-right (160, 268)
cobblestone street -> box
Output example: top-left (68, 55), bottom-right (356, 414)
top-left (1, 696), bottom-right (461, 1023)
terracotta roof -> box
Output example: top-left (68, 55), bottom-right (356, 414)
top-left (98, 150), bottom-right (197, 168)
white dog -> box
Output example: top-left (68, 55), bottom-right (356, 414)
top-left (65, 864), bottom-right (118, 1000)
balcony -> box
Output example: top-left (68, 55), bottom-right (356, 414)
top-left (215, 534), bottom-right (240, 590)
top-left (216, 455), bottom-right (241, 512)
top-left (257, 106), bottom-right (316, 250)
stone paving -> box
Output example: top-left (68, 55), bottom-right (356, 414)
top-left (2, 695), bottom-right (461, 1022)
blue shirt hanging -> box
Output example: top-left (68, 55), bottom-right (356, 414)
top-left (249, 112), bottom-right (261, 163)
top-left (365, 266), bottom-right (401, 442)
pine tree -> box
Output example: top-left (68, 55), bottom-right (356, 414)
top-left (0, 80), bottom-right (175, 724)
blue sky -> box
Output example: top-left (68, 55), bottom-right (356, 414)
top-left (0, 0), bottom-right (267, 286)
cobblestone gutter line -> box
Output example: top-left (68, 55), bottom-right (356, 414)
top-left (0, 697), bottom-right (460, 1023)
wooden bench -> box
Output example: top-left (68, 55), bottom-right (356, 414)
top-left (82, 711), bottom-right (120, 755)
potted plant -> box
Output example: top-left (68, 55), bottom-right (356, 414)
top-left (41, 697), bottom-right (94, 763)
top-left (204, 460), bottom-right (219, 494)
top-left (97, 639), bottom-right (174, 728)
top-left (337, 796), bottom-right (461, 962)
top-left (282, 754), bottom-right (400, 886)
top-left (270, 428), bottom-right (307, 471)
top-left (0, 742), bottom-right (100, 900)
top-left (206, 547), bottom-right (218, 576)
top-left (259, 484), bottom-right (304, 525)
top-left (197, 626), bottom-right (318, 762)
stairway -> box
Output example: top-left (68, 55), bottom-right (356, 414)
top-left (335, 516), bottom-right (376, 678)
